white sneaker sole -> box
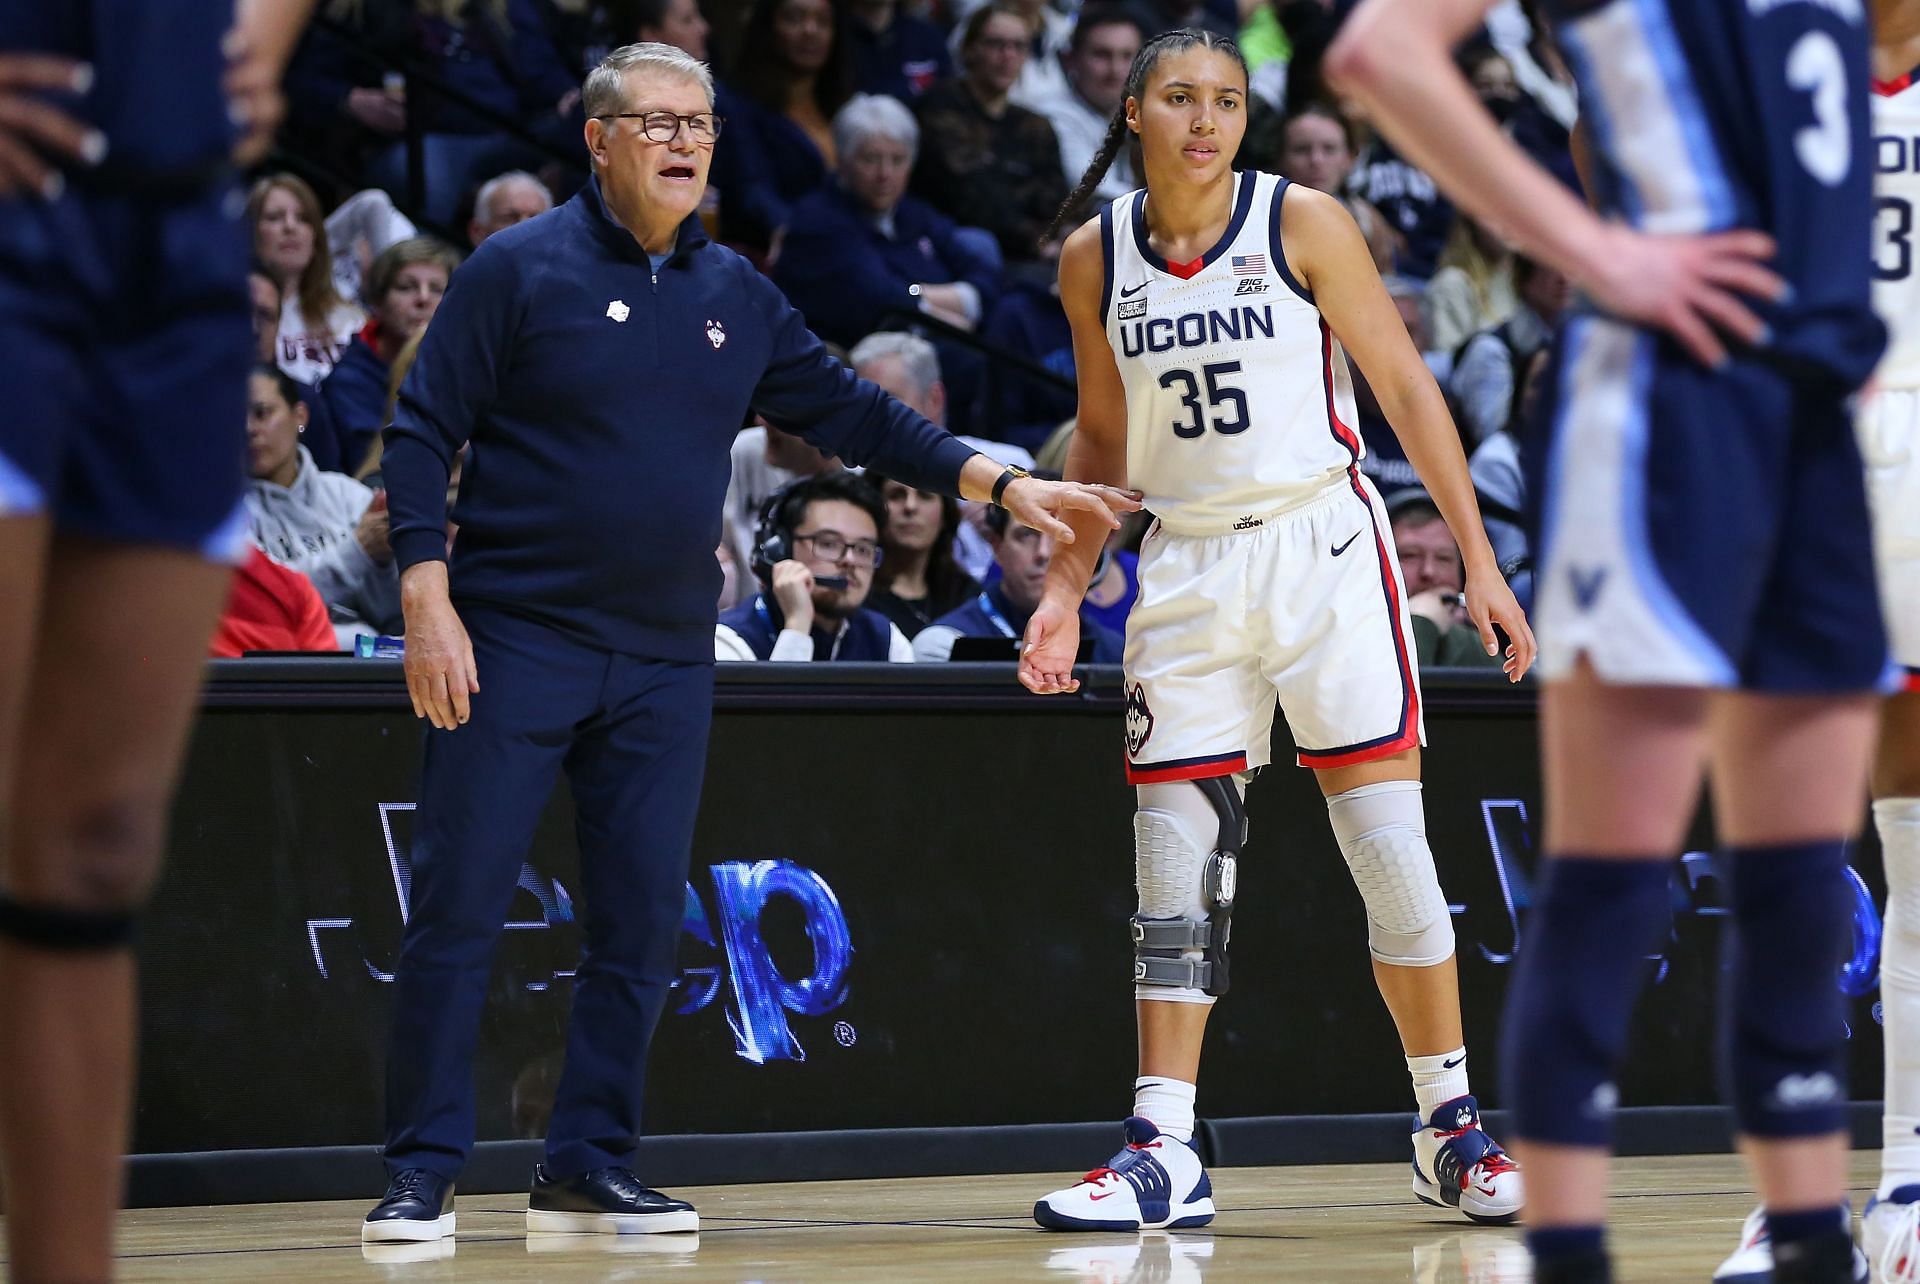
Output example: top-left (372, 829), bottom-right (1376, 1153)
top-left (1412, 1174), bottom-right (1519, 1226)
top-left (1033, 1197), bottom-right (1216, 1232)
top-left (526, 1208), bottom-right (700, 1235)
top-left (361, 1210), bottom-right (454, 1242)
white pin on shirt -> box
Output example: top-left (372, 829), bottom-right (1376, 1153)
top-left (606, 300), bottom-right (630, 323)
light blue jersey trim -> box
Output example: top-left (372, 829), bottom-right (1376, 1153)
top-left (0, 445), bottom-right (45, 517)
top-left (1632, 0), bottom-right (1737, 228)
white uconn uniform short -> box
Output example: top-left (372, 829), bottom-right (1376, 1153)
top-left (1102, 172), bottom-right (1424, 784)
top-left (1867, 71), bottom-right (1920, 690)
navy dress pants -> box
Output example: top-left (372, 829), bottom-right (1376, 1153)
top-left (382, 606), bottom-right (714, 1180)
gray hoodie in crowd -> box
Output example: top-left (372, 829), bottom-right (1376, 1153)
top-left (245, 446), bottom-right (403, 649)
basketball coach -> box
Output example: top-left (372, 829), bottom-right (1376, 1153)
top-left (361, 41), bottom-right (1137, 1242)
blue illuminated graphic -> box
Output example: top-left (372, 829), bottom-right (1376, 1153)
top-left (304, 804), bottom-right (855, 1063)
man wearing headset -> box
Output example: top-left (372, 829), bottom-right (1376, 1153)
top-left (716, 473), bottom-right (913, 661)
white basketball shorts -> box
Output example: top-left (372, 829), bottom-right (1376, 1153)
top-left (1122, 471), bottom-right (1425, 784)
top-left (1863, 384), bottom-right (1920, 688)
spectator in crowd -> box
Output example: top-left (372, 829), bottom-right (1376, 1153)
top-left (249, 264), bottom-right (283, 366)
top-left (1448, 252), bottom-right (1568, 447)
top-left (949, 0), bottom-right (1074, 104)
top-left (1080, 522), bottom-right (1142, 636)
top-left (1018, 6), bottom-right (1142, 204)
top-left (320, 237), bottom-right (461, 475)
top-left (716, 473), bottom-right (914, 660)
top-left (209, 547), bottom-right (340, 658)
top-left (1384, 273), bottom-right (1451, 383)
top-left (1345, 108), bottom-right (1452, 280)
top-left (243, 366), bottom-right (404, 649)
top-left (468, 169), bottom-right (554, 247)
top-left (977, 274), bottom-right (1077, 451)
top-left (1423, 209), bottom-right (1515, 356)
top-left (713, 0), bottom-right (854, 251)
top-left (251, 173), bottom-right (365, 386)
top-left (722, 416), bottom-right (845, 581)
top-left (913, 4), bottom-right (1069, 267)
top-left (1267, 103), bottom-right (1398, 271)
top-left (627, 0), bottom-right (712, 58)
top-left (843, 0), bottom-right (952, 99)
top-left (866, 474), bottom-right (979, 637)
top-left (774, 94), bottom-right (1003, 347)
top-left (914, 485), bottom-right (1124, 661)
top-left (1470, 344), bottom-right (1552, 584)
top-left (324, 187), bottom-right (418, 305)
top-left (1388, 488), bottom-right (1500, 669)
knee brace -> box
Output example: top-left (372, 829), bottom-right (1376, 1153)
top-left (1325, 780), bottom-right (1454, 967)
top-left (1721, 840), bottom-right (1852, 1138)
top-left (0, 894), bottom-right (137, 951)
top-left (1133, 776), bottom-right (1246, 1001)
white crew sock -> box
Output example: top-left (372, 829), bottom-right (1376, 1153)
top-left (1880, 798), bottom-right (1920, 1199)
top-left (1406, 1046), bottom-right (1470, 1121)
top-left (1133, 1076), bottom-right (1197, 1143)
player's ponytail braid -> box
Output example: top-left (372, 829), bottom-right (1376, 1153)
top-left (1040, 26), bottom-right (1249, 249)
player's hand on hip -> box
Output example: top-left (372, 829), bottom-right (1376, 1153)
top-left (402, 580), bottom-right (479, 730)
top-left (1019, 599), bottom-right (1083, 695)
top-left (770, 559), bottom-right (816, 633)
top-left (222, 14), bottom-right (288, 166)
top-left (1583, 224), bottom-right (1785, 369)
top-left (1464, 567), bottom-right (1536, 683)
top-left (0, 54), bottom-right (105, 200)
top-left (1001, 478), bottom-right (1143, 544)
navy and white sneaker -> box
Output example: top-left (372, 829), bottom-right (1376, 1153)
top-left (1410, 1095), bottom-right (1522, 1225)
top-left (1034, 1117), bottom-right (1216, 1232)
top-left (1861, 1188), bottom-right (1919, 1284)
top-left (1713, 1204), bottom-right (1868, 1283)
top-left (362, 1168), bottom-right (455, 1242)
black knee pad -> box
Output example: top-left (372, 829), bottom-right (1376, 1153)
top-left (0, 895), bottom-right (137, 951)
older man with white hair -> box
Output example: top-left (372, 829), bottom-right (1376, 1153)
top-left (466, 169), bottom-right (553, 249)
top-left (367, 42), bottom-right (1138, 1244)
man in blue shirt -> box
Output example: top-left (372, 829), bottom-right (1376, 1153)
top-left (368, 41), bottom-right (1137, 1243)
top-left (915, 477), bottom-right (1125, 664)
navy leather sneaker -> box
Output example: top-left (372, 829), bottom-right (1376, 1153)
top-left (362, 1169), bottom-right (455, 1242)
top-left (526, 1164), bottom-right (699, 1234)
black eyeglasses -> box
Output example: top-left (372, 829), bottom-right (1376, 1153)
top-left (595, 111), bottom-right (724, 144)
top-left (795, 531), bottom-right (884, 568)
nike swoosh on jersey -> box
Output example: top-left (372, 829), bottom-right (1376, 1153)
top-left (1331, 531), bottom-right (1361, 557)
top-left (1119, 281), bottom-right (1148, 297)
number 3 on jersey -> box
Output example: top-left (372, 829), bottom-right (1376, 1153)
top-left (1879, 197), bottom-right (1913, 281)
top-left (1158, 361), bottom-right (1249, 438)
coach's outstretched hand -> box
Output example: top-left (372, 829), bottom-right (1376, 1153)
top-left (998, 476), bottom-right (1142, 544)
top-left (402, 562), bottom-right (481, 730)
top-left (0, 54), bottom-right (103, 200)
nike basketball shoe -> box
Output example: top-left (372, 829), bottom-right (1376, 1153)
top-left (1034, 1117), bottom-right (1216, 1232)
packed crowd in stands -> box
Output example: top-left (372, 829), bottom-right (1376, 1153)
top-left (215, 0), bottom-right (1577, 669)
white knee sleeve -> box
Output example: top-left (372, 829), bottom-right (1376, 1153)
top-left (1326, 780), bottom-right (1454, 967)
top-left (1133, 779), bottom-right (1236, 1005)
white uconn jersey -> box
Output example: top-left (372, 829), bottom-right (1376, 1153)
top-left (1102, 171), bottom-right (1362, 533)
top-left (1875, 67), bottom-right (1920, 389)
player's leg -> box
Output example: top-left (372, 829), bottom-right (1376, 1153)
top-left (1500, 664), bottom-right (1711, 1282)
top-left (1705, 691), bottom-right (1877, 1280)
top-left (0, 538), bottom-right (231, 1283)
top-left (1867, 692), bottom-right (1920, 1282)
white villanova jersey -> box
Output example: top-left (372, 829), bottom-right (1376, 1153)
top-left (1101, 170), bottom-right (1363, 533)
top-left (1875, 66), bottom-right (1920, 388)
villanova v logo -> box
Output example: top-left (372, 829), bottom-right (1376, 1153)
top-left (1569, 566), bottom-right (1607, 610)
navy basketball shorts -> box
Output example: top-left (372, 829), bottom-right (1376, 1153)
top-left (1528, 314), bottom-right (1888, 693)
top-left (0, 182), bottom-right (253, 559)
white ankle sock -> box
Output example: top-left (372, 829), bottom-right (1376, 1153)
top-left (1406, 1046), bottom-right (1470, 1120)
top-left (1880, 798), bottom-right (1920, 1199)
top-left (1133, 1076), bottom-right (1197, 1143)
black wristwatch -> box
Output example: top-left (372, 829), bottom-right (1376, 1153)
top-left (990, 465), bottom-right (1031, 508)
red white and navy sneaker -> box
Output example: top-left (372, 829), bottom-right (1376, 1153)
top-left (1714, 1204), bottom-right (1868, 1283)
top-left (1034, 1116), bottom-right (1216, 1232)
top-left (1865, 1187), bottom-right (1920, 1284)
top-left (1410, 1095), bottom-right (1522, 1225)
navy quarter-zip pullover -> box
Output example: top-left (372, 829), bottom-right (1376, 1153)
top-left (384, 178), bottom-right (979, 662)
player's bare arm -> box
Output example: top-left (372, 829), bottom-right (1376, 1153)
top-left (1328, 0), bottom-right (1783, 368)
top-left (1284, 184), bottom-right (1536, 680)
top-left (1019, 216), bottom-right (1131, 696)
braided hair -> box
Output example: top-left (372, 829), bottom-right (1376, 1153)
top-left (1041, 26), bottom-right (1247, 247)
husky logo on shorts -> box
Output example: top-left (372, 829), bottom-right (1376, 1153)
top-left (1125, 683), bottom-right (1156, 758)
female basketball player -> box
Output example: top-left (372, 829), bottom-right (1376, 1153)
top-left (1334, 2), bottom-right (1890, 1281)
top-left (1017, 28), bottom-right (1536, 1232)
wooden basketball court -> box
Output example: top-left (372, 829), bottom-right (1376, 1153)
top-left (51, 1151), bottom-right (1884, 1281)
